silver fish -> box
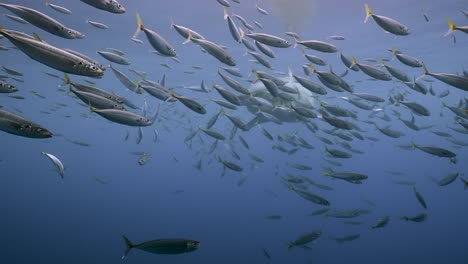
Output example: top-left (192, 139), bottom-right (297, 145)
top-left (184, 31), bottom-right (236, 66)
top-left (0, 29), bottom-right (102, 78)
top-left (87, 20), bottom-right (109, 29)
top-left (240, 29), bottom-right (291, 48)
top-left (41, 152), bottom-right (65, 178)
top-left (0, 109), bottom-right (52, 138)
top-left (45, 2), bottom-right (72, 15)
top-left (364, 4), bottom-right (410, 35)
top-left (80, 0), bottom-right (125, 14)
top-left (0, 3), bottom-right (84, 39)
top-left (134, 14), bottom-right (176, 57)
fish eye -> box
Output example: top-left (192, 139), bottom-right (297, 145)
top-left (67, 30), bottom-right (72, 34)
top-left (90, 66), bottom-right (97, 71)
top-left (37, 128), bottom-right (44, 132)
top-left (118, 4), bottom-right (121, 8)
top-left (78, 61), bottom-right (83, 65)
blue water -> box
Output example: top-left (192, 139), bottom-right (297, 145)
top-left (1, 0), bottom-right (467, 263)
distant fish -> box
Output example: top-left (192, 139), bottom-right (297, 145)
top-left (328, 35), bottom-right (345, 40)
top-left (45, 2), bottom-right (72, 15)
top-left (86, 20), bottom-right (109, 29)
top-left (256, 4), bottom-right (269, 15)
top-left (3, 13), bottom-right (28, 24)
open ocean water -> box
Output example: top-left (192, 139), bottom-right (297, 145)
top-left (0, 0), bottom-right (467, 263)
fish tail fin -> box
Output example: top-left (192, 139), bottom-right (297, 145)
top-left (61, 73), bottom-right (71, 86)
top-left (223, 7), bottom-right (228, 20)
top-left (444, 18), bottom-right (456, 37)
top-left (293, 36), bottom-right (299, 48)
top-left (239, 27), bottom-right (245, 41)
top-left (287, 242), bottom-right (294, 250)
top-left (133, 13), bottom-right (144, 38)
top-left (364, 4), bottom-right (372, 23)
top-left (170, 17), bottom-right (175, 29)
top-left (183, 30), bottom-right (193, 45)
top-left (32, 32), bottom-right (42, 42)
top-left (416, 64), bottom-right (429, 81)
top-left (309, 64), bottom-right (316, 75)
top-left (122, 235), bottom-right (134, 259)
top-left (88, 101), bottom-right (95, 113)
top-left (410, 141), bottom-right (416, 150)
top-left (350, 56), bottom-right (357, 68)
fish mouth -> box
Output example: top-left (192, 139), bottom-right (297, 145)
top-left (120, 7), bottom-right (126, 13)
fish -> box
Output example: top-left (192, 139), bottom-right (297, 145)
top-left (329, 234), bottom-right (360, 243)
top-left (413, 187), bottom-right (427, 209)
top-left (256, 4), bottom-right (269, 15)
top-left (419, 64), bottom-right (468, 92)
top-left (372, 216), bottom-right (390, 229)
top-left (216, 0), bottom-right (230, 7)
top-left (325, 209), bottom-right (370, 218)
top-left (0, 3), bottom-right (84, 39)
top-left (364, 4), bottom-right (410, 35)
top-left (170, 19), bottom-right (205, 40)
top-left (0, 29), bottom-right (103, 78)
top-left (45, 2), bottom-right (72, 14)
top-left (288, 186), bottom-right (330, 206)
top-left (97, 51), bottom-right (130, 65)
top-left (218, 70), bottom-right (250, 95)
top-left (240, 29), bottom-right (291, 48)
top-left (122, 236), bottom-right (199, 259)
top-left (109, 65), bottom-right (140, 94)
top-left (1, 66), bottom-right (23, 76)
top-left (351, 57), bottom-right (392, 81)
top-left (224, 8), bottom-right (241, 43)
top-left (432, 172), bottom-right (460, 187)
top-left (213, 84), bottom-right (241, 106)
top-left (294, 39), bottom-right (338, 53)
top-left (323, 170), bottom-right (368, 184)
top-left (391, 49), bottom-right (423, 68)
top-left (80, 0), bottom-right (125, 14)
top-left (198, 127), bottom-right (225, 140)
top-left (288, 230), bottom-right (322, 250)
top-left (41, 152), bottom-right (65, 178)
top-left (402, 213), bottom-right (427, 223)
top-left (170, 92), bottom-right (206, 115)
top-left (308, 208), bottom-right (330, 216)
top-left (216, 155), bottom-right (243, 172)
top-left (254, 40), bottom-right (275, 58)
top-left (411, 142), bottom-right (456, 159)
top-left (399, 101), bottom-right (431, 116)
top-left (69, 85), bottom-right (124, 110)
top-left (0, 109), bottom-right (52, 138)
top-left (134, 13), bottom-right (176, 57)
top-left (4, 13), bottom-right (28, 24)
top-left (248, 51), bottom-right (271, 69)
top-left (86, 20), bottom-right (109, 29)
top-left (89, 104), bottom-right (153, 127)
top-left (184, 31), bottom-right (236, 66)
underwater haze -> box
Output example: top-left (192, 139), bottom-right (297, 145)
top-left (0, 0), bottom-right (467, 263)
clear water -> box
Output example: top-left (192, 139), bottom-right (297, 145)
top-left (0, 0), bottom-right (467, 263)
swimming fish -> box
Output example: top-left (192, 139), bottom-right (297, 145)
top-left (364, 4), bottom-right (410, 35)
top-left (80, 0), bottom-right (125, 14)
top-left (122, 235), bottom-right (200, 259)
